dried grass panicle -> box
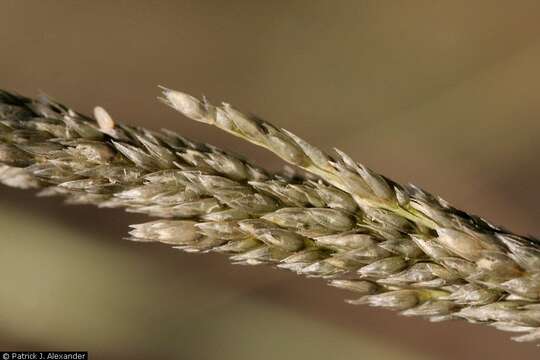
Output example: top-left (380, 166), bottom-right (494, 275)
top-left (1, 88), bottom-right (540, 343)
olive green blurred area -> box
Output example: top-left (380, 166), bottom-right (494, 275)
top-left (0, 204), bottom-right (430, 360)
top-left (1, 1), bottom-right (539, 359)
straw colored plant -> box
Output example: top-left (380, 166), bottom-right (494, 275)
top-left (1, 88), bottom-right (539, 343)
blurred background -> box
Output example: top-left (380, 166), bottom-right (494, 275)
top-left (1, 1), bottom-right (540, 359)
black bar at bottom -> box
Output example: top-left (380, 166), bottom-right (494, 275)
top-left (0, 352), bottom-right (88, 360)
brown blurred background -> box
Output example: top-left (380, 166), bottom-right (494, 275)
top-left (1, 1), bottom-right (540, 359)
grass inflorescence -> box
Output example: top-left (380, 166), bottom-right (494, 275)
top-left (0, 87), bottom-right (539, 343)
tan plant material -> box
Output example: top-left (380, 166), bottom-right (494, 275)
top-left (1, 88), bottom-right (539, 343)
